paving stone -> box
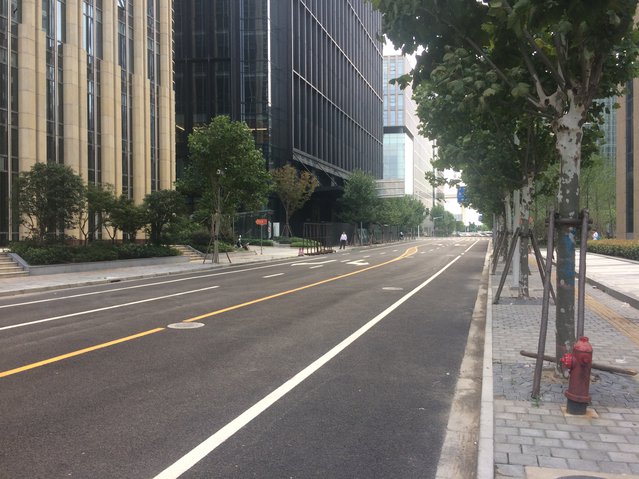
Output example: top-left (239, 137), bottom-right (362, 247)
top-left (600, 433), bottom-right (629, 443)
top-left (495, 463), bottom-right (525, 478)
top-left (567, 458), bottom-right (599, 470)
top-left (495, 443), bottom-right (522, 454)
top-left (618, 443), bottom-right (639, 453)
top-left (546, 430), bottom-right (572, 439)
top-left (537, 456), bottom-right (569, 469)
top-left (533, 437), bottom-right (562, 447)
top-left (608, 451), bottom-right (639, 462)
top-left (508, 453), bottom-right (538, 466)
top-left (598, 461), bottom-right (632, 474)
top-left (550, 448), bottom-right (581, 459)
top-left (560, 439), bottom-right (589, 450)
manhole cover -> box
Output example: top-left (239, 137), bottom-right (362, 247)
top-left (167, 322), bottom-right (205, 329)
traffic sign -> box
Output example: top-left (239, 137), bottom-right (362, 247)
top-left (255, 218), bottom-right (268, 225)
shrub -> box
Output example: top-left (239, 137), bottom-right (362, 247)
top-left (9, 241), bottom-right (178, 265)
top-left (587, 239), bottom-right (639, 261)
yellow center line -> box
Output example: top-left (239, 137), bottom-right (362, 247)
top-left (0, 328), bottom-right (165, 379)
top-left (1, 247), bottom-right (419, 379)
top-left (183, 246), bottom-right (419, 323)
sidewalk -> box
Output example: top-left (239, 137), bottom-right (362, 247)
top-left (0, 244), bottom-right (302, 297)
top-left (485, 250), bottom-right (639, 479)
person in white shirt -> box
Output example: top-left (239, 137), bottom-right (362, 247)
top-left (339, 232), bottom-right (348, 249)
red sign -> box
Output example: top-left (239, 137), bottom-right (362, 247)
top-left (255, 218), bottom-right (268, 226)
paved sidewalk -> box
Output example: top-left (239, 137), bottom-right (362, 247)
top-left (0, 245), bottom-right (302, 297)
top-left (485, 251), bottom-right (639, 479)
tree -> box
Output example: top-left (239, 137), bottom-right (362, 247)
top-left (185, 116), bottom-right (271, 262)
top-left (378, 196), bottom-right (427, 233)
top-left (430, 204), bottom-right (456, 237)
top-left (107, 195), bottom-right (147, 243)
top-left (272, 164), bottom-right (319, 237)
top-left (143, 189), bottom-right (186, 245)
top-left (79, 183), bottom-right (117, 245)
top-left (16, 162), bottom-right (86, 243)
top-left (373, 0), bottom-right (639, 361)
top-left (338, 170), bottom-right (380, 243)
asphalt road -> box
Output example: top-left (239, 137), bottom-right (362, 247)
top-left (0, 238), bottom-right (489, 479)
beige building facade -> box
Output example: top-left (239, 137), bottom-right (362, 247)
top-left (1, 0), bottom-right (175, 244)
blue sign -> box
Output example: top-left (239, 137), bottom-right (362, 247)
top-left (457, 186), bottom-right (466, 204)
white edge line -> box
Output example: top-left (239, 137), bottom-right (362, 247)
top-left (262, 273), bottom-right (284, 279)
top-left (0, 286), bottom-right (220, 331)
top-left (152, 254), bottom-right (462, 479)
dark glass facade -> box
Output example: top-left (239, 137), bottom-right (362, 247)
top-left (174, 0), bottom-right (383, 220)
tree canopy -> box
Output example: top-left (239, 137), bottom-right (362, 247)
top-left (372, 0), bottom-right (639, 361)
top-left (16, 162), bottom-right (85, 243)
top-left (272, 164), bottom-right (319, 237)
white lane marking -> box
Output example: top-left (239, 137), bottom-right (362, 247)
top-left (380, 252), bottom-right (386, 255)
top-left (363, 255), bottom-right (371, 258)
top-left (262, 273), bottom-right (284, 279)
top-left (347, 260), bottom-right (369, 266)
top-left (0, 286), bottom-right (220, 332)
top-left (291, 260), bottom-right (337, 266)
top-left (152, 255), bottom-right (462, 479)
top-left (0, 260), bottom-right (311, 310)
top-left (309, 265), bottom-right (323, 269)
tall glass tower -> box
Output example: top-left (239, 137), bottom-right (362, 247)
top-left (174, 0), bottom-right (383, 222)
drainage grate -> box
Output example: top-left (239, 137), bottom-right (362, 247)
top-left (167, 322), bottom-right (205, 329)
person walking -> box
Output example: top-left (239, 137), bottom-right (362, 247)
top-left (339, 232), bottom-right (348, 249)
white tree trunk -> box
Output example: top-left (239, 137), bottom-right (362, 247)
top-left (553, 94), bottom-right (584, 363)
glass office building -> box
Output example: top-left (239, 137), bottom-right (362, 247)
top-left (379, 54), bottom-right (435, 232)
top-left (0, 1), bottom-right (175, 245)
top-left (174, 0), bottom-right (383, 221)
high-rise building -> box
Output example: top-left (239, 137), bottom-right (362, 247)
top-left (617, 80), bottom-right (639, 239)
top-left (174, 0), bottom-right (383, 223)
top-left (0, 1), bottom-right (175, 245)
top-left (379, 53), bottom-right (435, 234)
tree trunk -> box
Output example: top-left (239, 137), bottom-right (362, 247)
top-left (553, 100), bottom-right (583, 365)
top-left (518, 177), bottom-right (533, 298)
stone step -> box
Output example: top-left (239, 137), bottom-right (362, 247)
top-left (0, 270), bottom-right (28, 278)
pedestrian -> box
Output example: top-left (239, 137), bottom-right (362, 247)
top-left (236, 235), bottom-right (242, 248)
top-left (399, 231), bottom-right (404, 240)
top-left (592, 229), bottom-right (600, 241)
top-left (339, 231), bottom-right (347, 249)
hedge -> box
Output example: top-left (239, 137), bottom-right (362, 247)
top-left (587, 239), bottom-right (639, 261)
top-left (9, 241), bottom-right (179, 265)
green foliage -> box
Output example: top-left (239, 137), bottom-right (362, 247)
top-left (430, 204), bottom-right (457, 236)
top-left (338, 170), bottom-right (380, 225)
top-left (377, 196), bottom-right (427, 229)
top-left (290, 239), bottom-right (320, 248)
top-left (107, 195), bottom-right (147, 243)
top-left (8, 241), bottom-right (178, 265)
top-left (587, 239), bottom-right (639, 261)
top-left (143, 189), bottom-right (186, 245)
top-left (272, 164), bottom-right (319, 237)
top-left (16, 162), bottom-right (86, 243)
top-left (182, 115), bottom-right (271, 218)
top-left (79, 183), bottom-right (117, 244)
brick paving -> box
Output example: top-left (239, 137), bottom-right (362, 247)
top-left (490, 257), bottom-right (639, 478)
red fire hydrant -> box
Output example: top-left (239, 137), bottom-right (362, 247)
top-left (560, 336), bottom-right (593, 415)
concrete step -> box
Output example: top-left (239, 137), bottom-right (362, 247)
top-left (0, 270), bottom-right (28, 278)
top-left (172, 245), bottom-right (204, 261)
